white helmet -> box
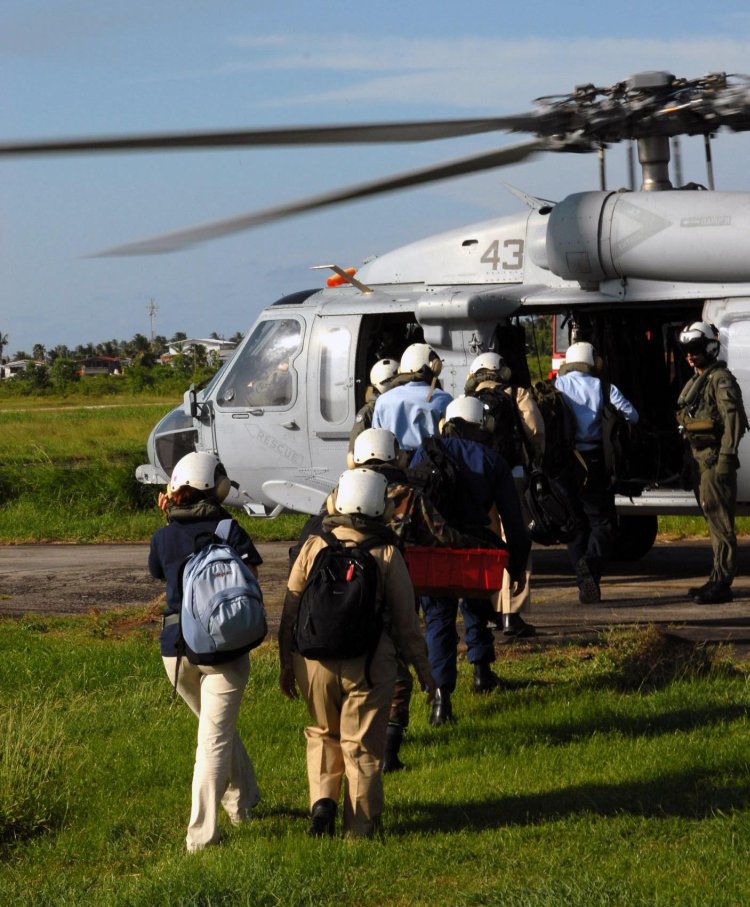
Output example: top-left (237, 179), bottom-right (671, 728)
top-left (369, 358), bottom-right (399, 393)
top-left (565, 342), bottom-right (595, 366)
top-left (169, 451), bottom-right (231, 501)
top-left (398, 342), bottom-right (442, 377)
top-left (334, 468), bottom-right (388, 517)
top-left (352, 428), bottom-right (399, 465)
top-left (445, 395), bottom-right (486, 426)
top-left (679, 321), bottom-right (720, 359)
top-left (468, 351), bottom-right (511, 381)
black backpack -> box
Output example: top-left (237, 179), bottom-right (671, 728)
top-left (530, 380), bottom-right (577, 477)
top-left (473, 385), bottom-right (523, 467)
top-left (294, 531), bottom-right (383, 664)
top-left (406, 436), bottom-right (462, 526)
top-left (523, 467), bottom-right (581, 546)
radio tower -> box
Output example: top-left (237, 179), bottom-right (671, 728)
top-left (147, 298), bottom-right (158, 341)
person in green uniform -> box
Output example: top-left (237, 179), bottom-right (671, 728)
top-left (676, 322), bottom-right (749, 604)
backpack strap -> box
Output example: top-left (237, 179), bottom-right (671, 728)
top-left (215, 518), bottom-right (234, 542)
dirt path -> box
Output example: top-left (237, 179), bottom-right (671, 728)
top-left (2, 539), bottom-right (749, 655)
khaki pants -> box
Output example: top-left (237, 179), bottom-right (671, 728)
top-left (163, 654), bottom-right (260, 852)
top-left (293, 634), bottom-right (397, 837)
top-left (493, 473), bottom-right (532, 616)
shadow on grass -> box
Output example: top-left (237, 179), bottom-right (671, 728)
top-left (409, 701), bottom-right (750, 749)
top-left (390, 766), bottom-right (750, 834)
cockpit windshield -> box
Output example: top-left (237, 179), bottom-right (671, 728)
top-left (216, 318), bottom-right (302, 408)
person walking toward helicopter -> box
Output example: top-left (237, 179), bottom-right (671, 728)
top-left (464, 352), bottom-right (544, 637)
top-left (348, 358), bottom-right (399, 453)
top-left (278, 467), bottom-right (434, 838)
top-left (554, 342), bottom-right (639, 605)
top-left (676, 322), bottom-right (748, 604)
top-left (149, 452), bottom-right (263, 853)
top-left (371, 343), bottom-right (452, 455)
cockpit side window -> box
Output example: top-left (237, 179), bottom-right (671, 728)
top-left (216, 318), bottom-right (302, 408)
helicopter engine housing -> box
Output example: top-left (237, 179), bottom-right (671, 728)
top-left (545, 191), bottom-right (750, 285)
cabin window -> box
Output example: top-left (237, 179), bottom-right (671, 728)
top-left (319, 326), bottom-right (351, 423)
top-left (216, 318), bottom-right (302, 408)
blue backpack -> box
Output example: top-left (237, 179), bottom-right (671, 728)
top-left (179, 519), bottom-right (267, 665)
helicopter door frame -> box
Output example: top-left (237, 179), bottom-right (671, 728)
top-left (207, 313), bottom-right (311, 507)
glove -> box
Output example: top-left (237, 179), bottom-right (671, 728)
top-left (716, 453), bottom-right (738, 479)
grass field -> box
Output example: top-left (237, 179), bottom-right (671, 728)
top-left (0, 397), bottom-right (306, 543)
top-left (0, 615), bottom-right (748, 906)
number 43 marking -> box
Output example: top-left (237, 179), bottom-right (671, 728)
top-left (480, 239), bottom-right (524, 271)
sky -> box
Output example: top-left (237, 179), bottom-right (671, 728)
top-left (3, 0), bottom-right (750, 358)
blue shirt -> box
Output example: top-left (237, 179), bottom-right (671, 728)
top-left (372, 381), bottom-right (453, 451)
top-left (555, 371), bottom-right (639, 450)
top-left (410, 436), bottom-right (530, 579)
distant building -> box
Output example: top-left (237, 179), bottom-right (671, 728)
top-left (161, 337), bottom-right (237, 366)
top-left (78, 356), bottom-right (131, 376)
top-left (0, 359), bottom-right (35, 379)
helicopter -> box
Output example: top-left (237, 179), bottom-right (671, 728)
top-left (6, 70), bottom-right (750, 559)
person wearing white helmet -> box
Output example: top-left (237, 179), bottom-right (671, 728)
top-left (148, 451), bottom-right (263, 853)
top-left (371, 342), bottom-right (453, 453)
top-left (554, 342), bottom-right (639, 604)
top-left (348, 358), bottom-right (399, 453)
top-left (350, 427), bottom-right (474, 770)
top-left (279, 467), bottom-right (435, 839)
top-left (465, 351), bottom-right (545, 637)
top-left (409, 396), bottom-right (531, 724)
top-left (677, 321), bottom-right (749, 604)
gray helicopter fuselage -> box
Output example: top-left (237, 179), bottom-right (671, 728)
top-left (137, 195), bottom-right (750, 520)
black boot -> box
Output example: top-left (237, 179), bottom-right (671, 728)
top-left (308, 798), bottom-right (337, 837)
top-left (688, 580), bottom-right (713, 598)
top-left (429, 688), bottom-right (454, 726)
top-left (382, 724), bottom-right (405, 774)
top-left (473, 662), bottom-right (502, 694)
top-left (693, 581), bottom-right (733, 604)
top-left (576, 558), bottom-right (601, 604)
top-left (502, 612), bottom-right (537, 638)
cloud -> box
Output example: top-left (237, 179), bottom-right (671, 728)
top-left (212, 34), bottom-right (750, 113)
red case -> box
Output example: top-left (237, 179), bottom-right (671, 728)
top-left (403, 547), bottom-right (508, 596)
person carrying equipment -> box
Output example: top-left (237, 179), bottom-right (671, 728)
top-left (554, 342), bottom-right (639, 604)
top-left (278, 468), bottom-right (435, 839)
top-left (348, 358), bottom-right (399, 453)
top-left (371, 342), bottom-right (452, 453)
top-left (410, 396), bottom-right (530, 725)
top-left (676, 322), bottom-right (748, 604)
top-left (148, 452), bottom-right (263, 853)
top-left (465, 351), bottom-right (545, 637)
top-left (348, 427), bottom-right (471, 771)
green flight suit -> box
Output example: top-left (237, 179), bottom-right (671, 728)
top-left (676, 360), bottom-right (749, 584)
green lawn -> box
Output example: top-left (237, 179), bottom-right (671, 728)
top-left (1, 615), bottom-right (748, 906)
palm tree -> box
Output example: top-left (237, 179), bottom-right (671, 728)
top-left (0, 332), bottom-right (8, 363)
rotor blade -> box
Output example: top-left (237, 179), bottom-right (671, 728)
top-left (92, 139), bottom-right (544, 256)
top-left (0, 116), bottom-right (548, 157)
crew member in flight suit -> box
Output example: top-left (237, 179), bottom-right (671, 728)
top-left (676, 321), bottom-right (748, 604)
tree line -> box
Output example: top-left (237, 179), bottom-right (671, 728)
top-left (0, 330), bottom-right (244, 396)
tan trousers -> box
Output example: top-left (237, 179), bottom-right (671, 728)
top-left (163, 654), bottom-right (260, 852)
top-left (293, 634), bottom-right (397, 837)
top-left (493, 473), bottom-right (532, 616)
